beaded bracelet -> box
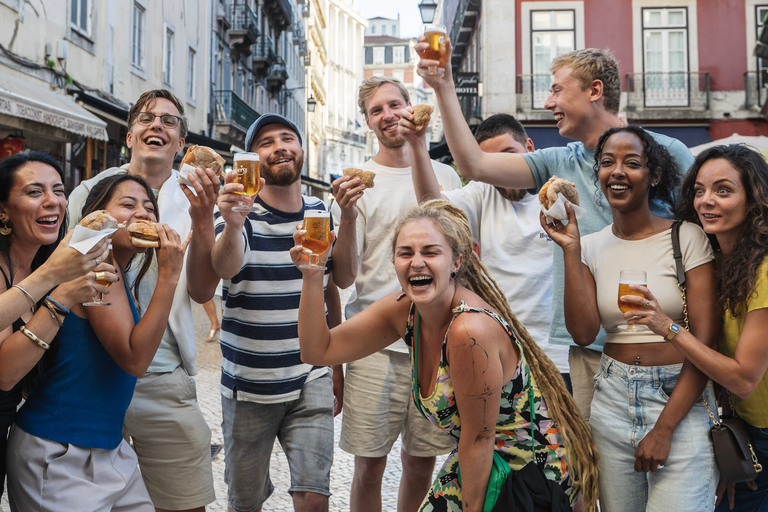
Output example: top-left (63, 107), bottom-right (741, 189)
top-left (13, 282), bottom-right (36, 314)
top-left (19, 325), bottom-right (50, 351)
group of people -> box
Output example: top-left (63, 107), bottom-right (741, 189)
top-left (0, 36), bottom-right (765, 512)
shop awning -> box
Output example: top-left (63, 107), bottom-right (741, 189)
top-left (0, 74), bottom-right (108, 141)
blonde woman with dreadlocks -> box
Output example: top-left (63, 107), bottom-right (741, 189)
top-left (291, 200), bottom-right (598, 512)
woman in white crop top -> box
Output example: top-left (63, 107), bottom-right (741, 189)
top-left (542, 126), bottom-right (719, 512)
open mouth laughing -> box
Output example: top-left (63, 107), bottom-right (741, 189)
top-left (144, 136), bottom-right (167, 147)
top-left (36, 215), bottom-right (59, 228)
top-left (408, 275), bottom-right (434, 289)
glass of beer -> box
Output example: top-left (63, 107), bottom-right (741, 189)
top-left (299, 210), bottom-right (331, 269)
top-left (84, 245), bottom-right (113, 306)
top-left (232, 152), bottom-right (261, 212)
top-left (618, 270), bottom-right (647, 331)
top-left (418, 24), bottom-right (447, 76)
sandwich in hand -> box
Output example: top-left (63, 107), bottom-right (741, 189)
top-left (181, 145), bottom-right (225, 178)
top-left (79, 210), bottom-right (118, 231)
top-left (412, 104), bottom-right (434, 131)
top-left (343, 168), bottom-right (376, 188)
top-left (128, 219), bottom-right (160, 248)
top-left (539, 176), bottom-right (579, 209)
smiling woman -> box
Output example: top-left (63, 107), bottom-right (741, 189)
top-left (542, 125), bottom-right (720, 512)
top-left (293, 199), bottom-right (599, 512)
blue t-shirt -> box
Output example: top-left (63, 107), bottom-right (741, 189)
top-left (522, 131), bottom-right (694, 350)
top-left (16, 278), bottom-right (141, 450)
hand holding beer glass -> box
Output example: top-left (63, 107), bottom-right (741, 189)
top-left (84, 245), bottom-right (113, 307)
top-left (232, 152), bottom-right (261, 212)
top-left (417, 24), bottom-right (447, 76)
top-left (618, 270), bottom-right (648, 332)
top-left (299, 210), bottom-right (331, 269)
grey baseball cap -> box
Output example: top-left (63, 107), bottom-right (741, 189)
top-left (244, 113), bottom-right (302, 152)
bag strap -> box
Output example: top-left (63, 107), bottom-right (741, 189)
top-left (670, 221), bottom-right (690, 330)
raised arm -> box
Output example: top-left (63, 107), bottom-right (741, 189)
top-left (211, 171), bottom-right (257, 280)
top-left (291, 229), bottom-right (403, 366)
top-left (398, 106), bottom-right (443, 202)
top-left (416, 38), bottom-right (535, 188)
top-left (541, 205), bottom-right (601, 344)
top-left (329, 176), bottom-right (365, 289)
top-left (87, 224), bottom-right (190, 377)
top-left (181, 166), bottom-right (222, 303)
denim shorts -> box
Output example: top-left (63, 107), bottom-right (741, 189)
top-left (222, 372), bottom-right (334, 512)
top-left (590, 354), bottom-right (718, 512)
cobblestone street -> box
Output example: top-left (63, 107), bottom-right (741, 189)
top-left (1, 294), bottom-right (447, 511)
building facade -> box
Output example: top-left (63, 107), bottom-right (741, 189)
top-left (441, 0), bottom-right (768, 148)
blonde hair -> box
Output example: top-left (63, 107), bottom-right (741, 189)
top-left (357, 76), bottom-right (410, 116)
top-left (392, 200), bottom-right (599, 511)
top-left (550, 48), bottom-right (621, 114)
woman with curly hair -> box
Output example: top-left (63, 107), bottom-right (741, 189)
top-left (628, 144), bottom-right (768, 511)
top-left (543, 125), bottom-right (720, 511)
top-left (291, 199), bottom-right (599, 511)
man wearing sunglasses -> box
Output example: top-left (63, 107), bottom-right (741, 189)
top-left (67, 89), bottom-right (219, 512)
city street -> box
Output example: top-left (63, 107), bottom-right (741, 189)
top-left (1, 294), bottom-right (447, 512)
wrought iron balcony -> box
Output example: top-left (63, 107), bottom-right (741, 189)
top-left (266, 59), bottom-right (289, 91)
top-left (745, 70), bottom-right (768, 111)
top-left (213, 90), bottom-right (260, 133)
top-left (229, 4), bottom-right (259, 58)
top-left (253, 34), bottom-right (277, 70)
top-left (625, 72), bottom-right (710, 111)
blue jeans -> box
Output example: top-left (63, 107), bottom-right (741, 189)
top-left (591, 354), bottom-right (718, 512)
top-left (222, 372), bottom-right (334, 512)
top-left (715, 424), bottom-right (768, 512)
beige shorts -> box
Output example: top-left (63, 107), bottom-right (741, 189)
top-left (340, 349), bottom-right (455, 458)
top-left (123, 366), bottom-right (216, 510)
top-left (568, 345), bottom-right (603, 425)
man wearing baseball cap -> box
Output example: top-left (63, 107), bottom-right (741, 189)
top-left (210, 113), bottom-right (344, 512)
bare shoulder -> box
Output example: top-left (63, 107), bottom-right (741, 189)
top-left (445, 290), bottom-right (509, 352)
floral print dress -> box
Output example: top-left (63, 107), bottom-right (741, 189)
top-left (405, 301), bottom-right (575, 511)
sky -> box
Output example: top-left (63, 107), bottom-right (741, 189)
top-left (355, 0), bottom-right (424, 38)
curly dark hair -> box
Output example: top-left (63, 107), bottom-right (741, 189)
top-left (678, 144), bottom-right (768, 316)
top-left (592, 125), bottom-right (680, 210)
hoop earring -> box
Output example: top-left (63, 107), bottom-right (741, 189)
top-left (450, 271), bottom-right (457, 279)
top-left (0, 217), bottom-right (10, 236)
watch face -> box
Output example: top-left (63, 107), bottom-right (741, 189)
top-left (671, 323), bottom-right (680, 333)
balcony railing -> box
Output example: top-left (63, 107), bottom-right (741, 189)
top-left (253, 34), bottom-right (277, 63)
top-left (516, 74), bottom-right (552, 111)
top-left (625, 72), bottom-right (710, 110)
top-left (230, 4), bottom-right (259, 42)
top-left (745, 70), bottom-right (768, 111)
top-left (214, 90), bottom-right (260, 132)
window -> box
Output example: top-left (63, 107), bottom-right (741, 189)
top-left (756, 5), bottom-right (768, 103)
top-left (393, 46), bottom-right (404, 64)
top-left (163, 25), bottom-right (175, 87)
top-left (530, 10), bottom-right (575, 108)
top-left (642, 8), bottom-right (689, 107)
top-left (392, 24), bottom-right (397, 36)
top-left (70, 0), bottom-right (90, 35)
top-left (187, 47), bottom-right (196, 101)
top-left (382, 25), bottom-right (386, 35)
top-left (371, 25), bottom-right (375, 34)
top-left (393, 69), bottom-right (404, 83)
top-left (131, 3), bottom-right (145, 69)
top-left (373, 47), bottom-right (384, 65)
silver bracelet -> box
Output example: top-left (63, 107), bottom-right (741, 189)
top-left (13, 282), bottom-right (36, 314)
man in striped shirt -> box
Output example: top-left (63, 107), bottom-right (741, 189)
top-left (211, 114), bottom-right (343, 512)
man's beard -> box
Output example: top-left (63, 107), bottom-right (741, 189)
top-left (262, 154), bottom-right (305, 187)
top-left (375, 127), bottom-right (406, 149)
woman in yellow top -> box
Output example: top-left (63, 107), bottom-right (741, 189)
top-left (625, 144), bottom-right (768, 511)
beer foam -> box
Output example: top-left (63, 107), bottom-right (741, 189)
top-left (619, 280), bottom-right (646, 285)
top-left (304, 209), bottom-right (329, 218)
top-left (234, 152), bottom-right (259, 162)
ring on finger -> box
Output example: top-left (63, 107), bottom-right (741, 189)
top-left (643, 300), bottom-right (651, 308)
top-left (94, 258), bottom-right (100, 266)
top-left (95, 271), bottom-right (107, 282)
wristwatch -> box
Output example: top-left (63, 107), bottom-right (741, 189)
top-left (664, 322), bottom-right (680, 342)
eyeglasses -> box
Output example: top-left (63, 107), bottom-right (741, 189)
top-left (134, 112), bottom-right (183, 129)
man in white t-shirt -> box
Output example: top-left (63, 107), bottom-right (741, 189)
top-left (330, 76), bottom-right (461, 512)
top-left (401, 111), bottom-right (569, 384)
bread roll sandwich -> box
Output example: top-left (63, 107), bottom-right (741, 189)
top-left (79, 210), bottom-right (118, 231)
top-left (343, 168), bottom-right (376, 188)
top-left (127, 219), bottom-right (160, 248)
top-left (539, 176), bottom-right (579, 209)
top-left (412, 104), bottom-right (434, 131)
top-left (181, 145), bottom-right (225, 178)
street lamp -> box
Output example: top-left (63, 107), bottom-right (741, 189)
top-left (307, 96), bottom-right (317, 113)
top-left (418, 0), bottom-right (437, 24)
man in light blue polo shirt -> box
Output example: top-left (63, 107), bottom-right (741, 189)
top-left (417, 47), bottom-right (693, 423)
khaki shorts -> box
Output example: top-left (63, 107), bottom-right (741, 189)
top-left (568, 345), bottom-right (603, 425)
top-left (340, 349), bottom-right (455, 458)
top-left (123, 366), bottom-right (216, 510)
